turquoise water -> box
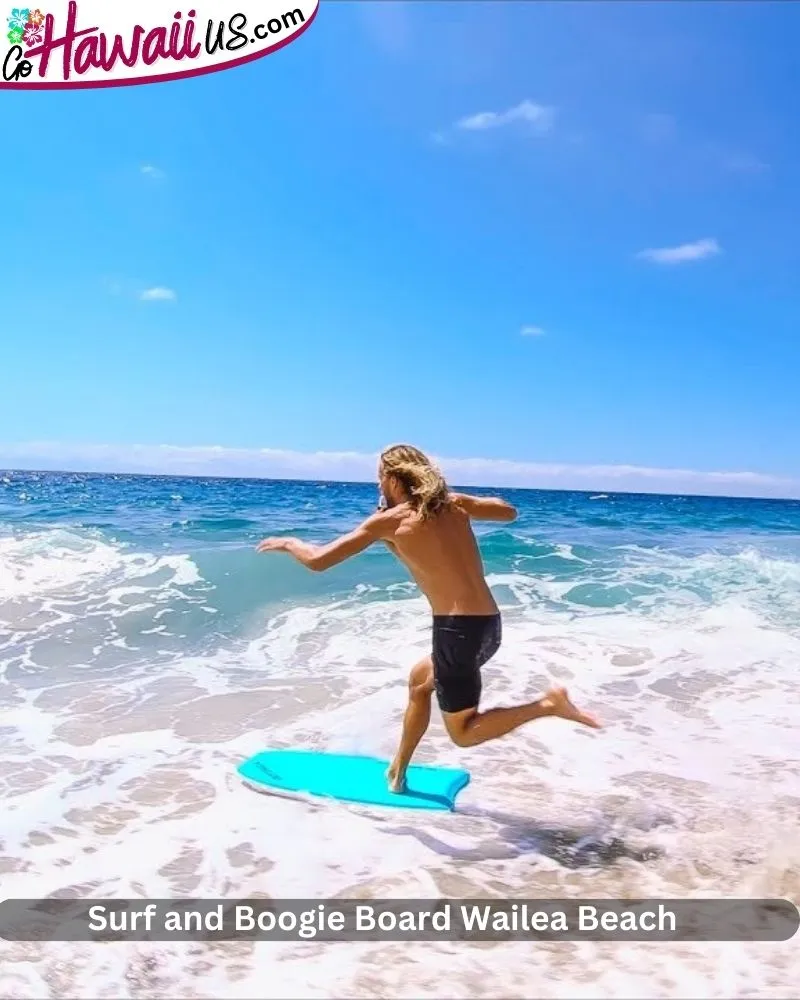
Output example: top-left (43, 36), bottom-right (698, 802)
top-left (1, 471), bottom-right (799, 997)
top-left (4, 470), bottom-right (800, 615)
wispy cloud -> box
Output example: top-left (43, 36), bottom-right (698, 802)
top-left (140, 164), bottom-right (166, 180)
top-left (1, 442), bottom-right (796, 499)
top-left (637, 238), bottom-right (721, 265)
top-left (722, 151), bottom-right (769, 175)
top-left (456, 100), bottom-right (555, 134)
top-left (521, 325), bottom-right (545, 337)
top-left (638, 117), bottom-right (768, 178)
top-left (139, 287), bottom-right (177, 302)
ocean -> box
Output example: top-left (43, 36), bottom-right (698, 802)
top-left (1, 470), bottom-right (799, 998)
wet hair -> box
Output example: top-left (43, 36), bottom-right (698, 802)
top-left (379, 444), bottom-right (450, 520)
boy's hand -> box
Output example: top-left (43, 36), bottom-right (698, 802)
top-left (256, 537), bottom-right (289, 553)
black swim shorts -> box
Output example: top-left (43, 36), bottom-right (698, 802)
top-left (431, 613), bottom-right (502, 714)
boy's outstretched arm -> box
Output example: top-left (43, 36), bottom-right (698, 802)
top-left (452, 492), bottom-right (518, 522)
top-left (256, 509), bottom-right (392, 572)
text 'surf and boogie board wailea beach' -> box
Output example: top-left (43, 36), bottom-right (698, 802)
top-left (1, 470), bottom-right (799, 996)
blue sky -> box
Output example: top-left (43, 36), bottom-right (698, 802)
top-left (2, 1), bottom-right (799, 496)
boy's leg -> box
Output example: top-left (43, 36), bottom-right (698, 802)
top-left (442, 686), bottom-right (600, 748)
top-left (387, 656), bottom-right (434, 793)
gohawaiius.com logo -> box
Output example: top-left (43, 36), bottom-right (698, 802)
top-left (2, 0), bottom-right (318, 89)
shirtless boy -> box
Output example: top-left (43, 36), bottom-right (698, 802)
top-left (256, 443), bottom-right (601, 793)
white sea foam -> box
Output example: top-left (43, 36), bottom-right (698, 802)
top-left (0, 529), bottom-right (201, 602)
top-left (1, 528), bottom-right (799, 998)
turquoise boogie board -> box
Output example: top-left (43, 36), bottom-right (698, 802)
top-left (237, 749), bottom-right (470, 812)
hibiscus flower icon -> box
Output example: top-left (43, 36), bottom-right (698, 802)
top-left (27, 7), bottom-right (44, 25)
top-left (7, 7), bottom-right (30, 30)
top-left (7, 25), bottom-right (24, 44)
top-left (23, 20), bottom-right (41, 44)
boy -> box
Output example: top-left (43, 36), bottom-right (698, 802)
top-left (257, 444), bottom-right (600, 792)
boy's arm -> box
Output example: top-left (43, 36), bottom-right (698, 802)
top-left (452, 492), bottom-right (518, 522)
top-left (256, 509), bottom-right (393, 572)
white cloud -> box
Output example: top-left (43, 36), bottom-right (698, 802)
top-left (637, 238), bottom-right (721, 265)
top-left (1, 442), bottom-right (796, 500)
top-left (456, 100), bottom-right (555, 134)
top-left (140, 164), bottom-right (165, 179)
top-left (521, 325), bottom-right (545, 337)
top-left (139, 287), bottom-right (177, 302)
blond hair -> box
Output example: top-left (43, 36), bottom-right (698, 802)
top-left (380, 444), bottom-right (450, 519)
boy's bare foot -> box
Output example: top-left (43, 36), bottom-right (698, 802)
top-left (386, 761), bottom-right (406, 794)
top-left (541, 686), bottom-right (602, 729)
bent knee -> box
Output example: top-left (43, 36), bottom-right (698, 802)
top-left (443, 711), bottom-right (478, 748)
top-left (447, 728), bottom-right (478, 749)
top-left (448, 730), bottom-right (474, 748)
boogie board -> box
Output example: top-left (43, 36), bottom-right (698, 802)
top-left (237, 749), bottom-right (470, 812)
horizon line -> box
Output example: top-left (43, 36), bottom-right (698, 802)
top-left (3, 464), bottom-right (798, 504)
top-left (1, 440), bottom-right (797, 500)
